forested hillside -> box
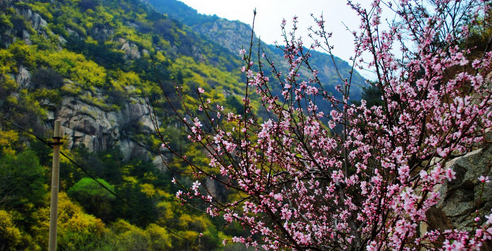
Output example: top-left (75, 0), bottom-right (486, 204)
top-left (148, 0), bottom-right (366, 100)
top-left (0, 0), bottom-right (366, 250)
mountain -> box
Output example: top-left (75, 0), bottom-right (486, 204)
top-left (148, 0), bottom-right (366, 100)
top-left (0, 0), bottom-right (365, 249)
top-left (0, 0), bottom-right (251, 249)
top-left (0, 0), bottom-right (365, 159)
top-left (0, 0), bottom-right (247, 155)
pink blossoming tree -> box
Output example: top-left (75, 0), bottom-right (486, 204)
top-left (159, 0), bottom-right (492, 250)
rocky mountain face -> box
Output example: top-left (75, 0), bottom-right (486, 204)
top-left (0, 0), bottom-right (174, 164)
top-left (194, 19), bottom-right (253, 55)
top-left (55, 88), bottom-right (154, 160)
top-left (0, 2), bottom-right (47, 47)
top-left (438, 130), bottom-right (492, 228)
top-left (2, 4), bottom-right (156, 160)
top-left (17, 72), bottom-right (157, 162)
top-left (147, 0), bottom-right (255, 52)
top-left (147, 0), bottom-right (259, 56)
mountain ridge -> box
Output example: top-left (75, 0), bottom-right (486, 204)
top-left (147, 0), bottom-right (366, 100)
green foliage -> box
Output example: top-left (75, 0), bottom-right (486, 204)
top-left (23, 2), bottom-right (53, 21)
top-left (0, 50), bottom-right (15, 74)
top-left (361, 83), bottom-right (384, 107)
top-left (30, 192), bottom-right (107, 251)
top-left (145, 223), bottom-right (173, 250)
top-left (0, 79), bottom-right (49, 127)
top-left (0, 13), bottom-right (14, 31)
top-left (0, 130), bottom-right (20, 155)
top-left (351, 81), bottom-right (384, 108)
top-left (106, 219), bottom-right (173, 250)
top-left (0, 210), bottom-right (22, 251)
top-left (65, 37), bottom-right (125, 70)
top-left (38, 49), bottom-right (107, 88)
top-left (226, 95), bottom-right (243, 114)
top-left (8, 41), bottom-right (37, 69)
top-left (68, 178), bottom-right (116, 221)
top-left (78, 0), bottom-right (101, 11)
top-left (30, 67), bottom-right (64, 89)
top-left (0, 150), bottom-right (48, 210)
top-left (33, 96), bottom-right (56, 115)
top-left (115, 26), bottom-right (153, 49)
top-left (468, 9), bottom-right (492, 59)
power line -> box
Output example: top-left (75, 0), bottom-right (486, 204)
top-left (3, 119), bottom-right (134, 210)
top-left (1, 118), bottom-right (185, 239)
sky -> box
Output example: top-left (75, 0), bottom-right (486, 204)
top-left (177, 0), bottom-right (378, 64)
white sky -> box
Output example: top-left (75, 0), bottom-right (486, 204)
top-left (177, 0), bottom-right (378, 64)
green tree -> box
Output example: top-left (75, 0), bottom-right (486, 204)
top-left (67, 177), bottom-right (116, 221)
top-left (30, 67), bottom-right (64, 89)
top-left (225, 95), bottom-right (243, 114)
top-left (31, 192), bottom-right (107, 251)
top-left (145, 223), bottom-right (173, 250)
top-left (8, 41), bottom-right (37, 68)
top-left (0, 150), bottom-right (48, 210)
top-left (0, 210), bottom-right (22, 251)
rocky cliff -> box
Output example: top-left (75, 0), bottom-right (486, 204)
top-left (423, 130), bottom-right (492, 247)
top-left (54, 87), bottom-right (155, 160)
top-left (194, 19), bottom-right (254, 55)
top-left (0, 2), bottom-right (48, 47)
top-left (1, 0), bottom-right (176, 163)
top-left (438, 130), bottom-right (492, 226)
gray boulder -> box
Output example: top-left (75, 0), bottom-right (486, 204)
top-left (428, 130), bottom-right (492, 232)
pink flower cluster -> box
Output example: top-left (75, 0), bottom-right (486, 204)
top-left (164, 0), bottom-right (492, 250)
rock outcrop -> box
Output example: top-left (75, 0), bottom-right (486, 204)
top-left (438, 147), bottom-right (492, 231)
top-left (89, 25), bottom-right (114, 41)
top-left (0, 0), bottom-right (13, 5)
top-left (121, 41), bottom-right (141, 60)
top-left (426, 130), bottom-right (492, 234)
top-left (15, 65), bottom-right (31, 89)
top-left (195, 19), bottom-right (253, 55)
top-left (55, 87), bottom-right (156, 161)
top-left (17, 8), bottom-right (47, 32)
top-left (0, 2), bottom-right (50, 47)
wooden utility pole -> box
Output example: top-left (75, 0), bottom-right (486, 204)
top-left (48, 120), bottom-right (62, 251)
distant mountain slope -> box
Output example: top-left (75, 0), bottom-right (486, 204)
top-left (0, 0), bottom-right (247, 156)
top-left (148, 0), bottom-right (366, 100)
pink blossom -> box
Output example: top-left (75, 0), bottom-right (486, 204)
top-left (176, 190), bottom-right (183, 199)
top-left (445, 168), bottom-right (456, 181)
top-left (479, 176), bottom-right (490, 183)
top-left (486, 213), bottom-right (492, 225)
top-left (163, 1), bottom-right (492, 250)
